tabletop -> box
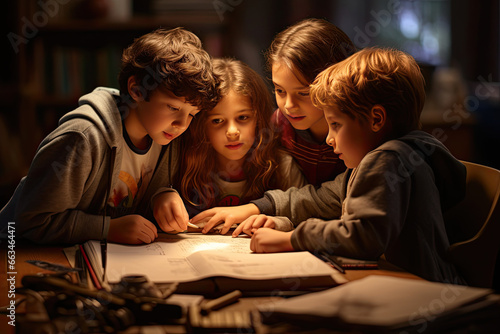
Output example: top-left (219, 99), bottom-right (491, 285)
top-left (0, 239), bottom-right (422, 333)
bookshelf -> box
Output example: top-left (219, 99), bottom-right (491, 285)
top-left (0, 1), bottom-right (226, 206)
top-left (9, 1), bottom-right (225, 163)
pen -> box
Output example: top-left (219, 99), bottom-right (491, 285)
top-left (100, 238), bottom-right (107, 283)
top-left (341, 263), bottom-right (379, 270)
top-left (319, 252), bottom-right (346, 274)
top-left (74, 250), bottom-right (87, 287)
top-left (200, 290), bottom-right (242, 315)
top-left (101, 146), bottom-right (116, 283)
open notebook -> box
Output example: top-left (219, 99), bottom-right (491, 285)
top-left (72, 233), bottom-right (347, 294)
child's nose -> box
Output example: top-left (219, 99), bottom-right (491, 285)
top-left (172, 114), bottom-right (191, 130)
top-left (226, 123), bottom-right (240, 139)
top-left (284, 94), bottom-right (298, 110)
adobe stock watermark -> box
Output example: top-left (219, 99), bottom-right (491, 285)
top-left (385, 73), bottom-right (498, 192)
top-left (213, 0), bottom-right (243, 22)
top-left (402, 279), bottom-right (469, 333)
top-left (352, 0), bottom-right (403, 47)
top-left (7, 0), bottom-right (71, 54)
top-left (435, 73), bottom-right (497, 138)
top-left (6, 222), bottom-right (17, 327)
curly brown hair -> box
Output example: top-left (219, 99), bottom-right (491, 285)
top-left (180, 58), bottom-right (281, 209)
top-left (118, 27), bottom-right (220, 113)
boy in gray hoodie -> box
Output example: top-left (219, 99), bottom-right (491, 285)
top-left (0, 28), bottom-right (220, 245)
top-left (197, 47), bottom-right (466, 284)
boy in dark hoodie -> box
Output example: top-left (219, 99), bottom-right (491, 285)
top-left (200, 47), bottom-right (466, 284)
top-left (0, 28), bottom-right (220, 245)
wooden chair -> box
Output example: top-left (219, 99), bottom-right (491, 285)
top-left (444, 161), bottom-right (500, 289)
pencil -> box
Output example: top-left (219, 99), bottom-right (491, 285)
top-left (319, 252), bottom-right (346, 274)
top-left (187, 222), bottom-right (202, 229)
top-left (79, 244), bottom-right (103, 290)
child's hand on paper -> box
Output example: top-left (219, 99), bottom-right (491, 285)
top-left (108, 215), bottom-right (158, 244)
top-left (250, 229), bottom-right (294, 253)
top-left (153, 191), bottom-right (189, 233)
top-left (232, 214), bottom-right (277, 237)
top-left (190, 204), bottom-right (260, 235)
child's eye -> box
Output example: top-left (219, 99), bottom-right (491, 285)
top-left (211, 118), bottom-right (223, 125)
top-left (168, 105), bottom-right (180, 112)
top-left (274, 87), bottom-right (285, 95)
top-left (298, 91), bottom-right (310, 97)
top-left (238, 115), bottom-right (250, 121)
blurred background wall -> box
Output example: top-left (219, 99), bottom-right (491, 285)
top-left (1, 0), bottom-right (499, 207)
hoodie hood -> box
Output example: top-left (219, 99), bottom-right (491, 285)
top-left (59, 87), bottom-right (123, 148)
top-left (389, 130), bottom-right (466, 211)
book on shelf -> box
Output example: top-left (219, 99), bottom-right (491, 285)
top-left (258, 275), bottom-right (500, 333)
top-left (35, 43), bottom-right (122, 99)
top-left (70, 233), bottom-right (347, 294)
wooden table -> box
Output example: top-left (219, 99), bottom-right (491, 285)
top-left (1, 240), bottom-right (421, 333)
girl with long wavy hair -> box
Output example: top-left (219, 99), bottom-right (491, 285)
top-left (179, 58), bottom-right (305, 228)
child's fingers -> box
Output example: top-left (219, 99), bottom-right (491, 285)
top-left (137, 227), bottom-right (156, 244)
top-left (250, 231), bottom-right (261, 252)
top-left (201, 214), bottom-right (224, 234)
top-left (253, 215), bottom-right (269, 228)
top-left (250, 233), bottom-right (256, 252)
top-left (145, 220), bottom-right (159, 239)
top-left (169, 201), bottom-right (189, 232)
top-left (232, 220), bottom-right (246, 237)
top-left (220, 216), bottom-right (236, 235)
top-left (239, 217), bottom-right (259, 236)
top-left (237, 215), bottom-right (267, 237)
top-left (191, 208), bottom-right (216, 225)
top-left (153, 204), bottom-right (171, 233)
top-left (263, 218), bottom-right (276, 229)
top-left (155, 211), bottom-right (172, 233)
top-left (158, 209), bottom-right (182, 233)
top-left (169, 214), bottom-right (187, 232)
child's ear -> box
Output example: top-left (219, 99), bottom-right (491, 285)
top-left (128, 76), bottom-right (143, 102)
top-left (370, 105), bottom-right (387, 132)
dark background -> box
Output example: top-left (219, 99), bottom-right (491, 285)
top-left (1, 0), bottom-right (499, 208)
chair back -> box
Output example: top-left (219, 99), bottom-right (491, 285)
top-left (444, 161), bottom-right (500, 289)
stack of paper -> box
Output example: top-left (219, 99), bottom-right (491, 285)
top-left (258, 275), bottom-right (500, 332)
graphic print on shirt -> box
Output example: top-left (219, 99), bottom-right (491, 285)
top-left (107, 132), bottom-right (161, 213)
top-left (217, 194), bottom-right (241, 207)
top-left (109, 164), bottom-right (154, 208)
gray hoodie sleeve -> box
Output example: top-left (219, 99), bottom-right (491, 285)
top-left (290, 151), bottom-right (411, 259)
top-left (15, 131), bottom-right (109, 244)
top-left (260, 172), bottom-right (346, 226)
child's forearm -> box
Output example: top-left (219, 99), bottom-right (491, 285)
top-left (243, 203), bottom-right (261, 216)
